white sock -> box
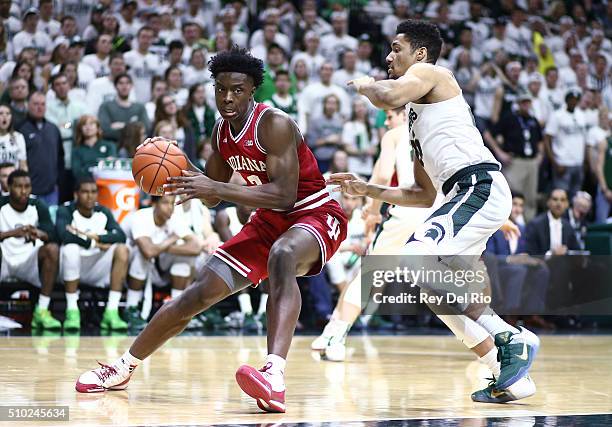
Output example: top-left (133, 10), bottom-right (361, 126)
top-left (437, 314), bottom-right (490, 349)
top-left (475, 314), bottom-right (520, 336)
top-left (257, 294), bottom-right (268, 315)
top-left (38, 294), bottom-right (51, 310)
top-left (126, 289), bottom-right (143, 307)
top-left (106, 290), bottom-right (122, 311)
top-left (65, 292), bottom-right (79, 310)
top-left (479, 347), bottom-right (501, 378)
top-left (264, 354), bottom-right (286, 391)
top-left (118, 350), bottom-right (142, 372)
top-left (238, 293), bottom-right (253, 315)
top-left (171, 288), bottom-right (183, 299)
top-left (333, 320), bottom-right (351, 344)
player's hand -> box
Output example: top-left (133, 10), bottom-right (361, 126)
top-left (348, 76), bottom-right (375, 92)
top-left (136, 136), bottom-right (179, 151)
top-left (164, 170), bottom-right (215, 204)
top-left (11, 225), bottom-right (32, 239)
top-left (500, 220), bottom-right (520, 241)
top-left (326, 173), bottom-right (369, 196)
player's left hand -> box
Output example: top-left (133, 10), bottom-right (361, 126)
top-left (136, 136), bottom-right (178, 151)
top-left (326, 173), bottom-right (368, 196)
top-left (347, 76), bottom-right (375, 92)
top-left (164, 170), bottom-right (216, 204)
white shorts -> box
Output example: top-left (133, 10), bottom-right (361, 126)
top-left (0, 246), bottom-right (41, 287)
top-left (403, 170), bottom-right (511, 258)
top-left (60, 244), bottom-right (118, 288)
top-left (128, 244), bottom-right (195, 285)
top-left (370, 205), bottom-right (433, 255)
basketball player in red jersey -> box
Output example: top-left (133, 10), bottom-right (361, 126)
top-left (75, 47), bottom-right (348, 413)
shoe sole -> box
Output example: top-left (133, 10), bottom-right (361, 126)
top-left (472, 376), bottom-right (536, 403)
top-left (235, 366), bottom-right (285, 413)
top-left (75, 376), bottom-right (131, 393)
top-left (497, 331), bottom-right (540, 390)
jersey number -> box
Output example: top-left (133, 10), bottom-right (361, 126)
top-left (246, 175), bottom-right (263, 185)
top-left (410, 133), bottom-right (424, 166)
top-left (326, 215), bottom-right (341, 241)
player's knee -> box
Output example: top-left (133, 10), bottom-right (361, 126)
top-left (267, 241), bottom-right (296, 275)
top-left (42, 243), bottom-right (60, 262)
top-left (113, 244), bottom-right (130, 264)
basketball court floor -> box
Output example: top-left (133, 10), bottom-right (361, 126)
top-left (1, 334), bottom-right (611, 426)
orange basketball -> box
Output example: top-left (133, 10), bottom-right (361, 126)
top-left (132, 140), bottom-right (188, 195)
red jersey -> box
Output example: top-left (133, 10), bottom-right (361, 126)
top-left (216, 102), bottom-right (329, 212)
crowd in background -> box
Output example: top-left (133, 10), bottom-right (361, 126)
top-left (0, 0), bottom-right (611, 332)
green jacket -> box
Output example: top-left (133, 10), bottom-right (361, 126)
top-left (71, 140), bottom-right (117, 179)
top-left (55, 201), bottom-right (126, 248)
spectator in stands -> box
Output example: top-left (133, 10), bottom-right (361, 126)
top-left (166, 40), bottom-right (186, 72)
top-left (118, 122), bottom-right (146, 159)
top-left (492, 61), bottom-right (521, 123)
top-left (64, 38), bottom-right (96, 91)
top-left (485, 91), bottom-right (543, 221)
top-left (0, 62), bottom-right (34, 107)
top-left (381, 0), bottom-right (409, 44)
top-left (183, 83), bottom-right (216, 146)
top-left (82, 4), bottom-right (106, 42)
top-left (355, 35), bottom-right (373, 75)
top-left (485, 192), bottom-right (550, 317)
top-left (544, 89), bottom-right (587, 199)
top-left (56, 177), bottom-right (130, 331)
top-left (217, 7), bottom-right (248, 48)
top-left (46, 73), bottom-right (87, 195)
top-left (184, 48), bottom-right (211, 87)
top-left (473, 61), bottom-right (502, 134)
top-left (504, 7), bottom-right (532, 60)
top-left (526, 73), bottom-right (549, 126)
top-left (181, 22), bottom-right (205, 63)
top-left (250, 23), bottom-right (290, 62)
top-left (290, 59), bottom-right (310, 94)
top-left (0, 105), bottom-right (28, 170)
top-left (57, 62), bottom-right (87, 104)
top-left (124, 26), bottom-right (164, 103)
top-left (86, 53), bottom-right (134, 116)
top-left (0, 0), bottom-right (21, 40)
top-left (165, 66), bottom-right (189, 108)
top-left (4, 78), bottom-right (29, 129)
top-left (99, 12), bottom-right (130, 54)
top-left (99, 73), bottom-right (150, 143)
top-left (307, 94), bottom-right (345, 173)
top-left (589, 54), bottom-right (609, 93)
top-left (122, 195), bottom-right (201, 329)
top-left (82, 34), bottom-right (113, 78)
top-left (145, 77), bottom-right (168, 122)
top-left (0, 170), bottom-right (60, 329)
top-left (61, 2), bottom-right (95, 34)
top-left (0, 162), bottom-right (14, 195)
top-left (117, 0), bottom-right (141, 41)
top-left (342, 98), bottom-right (376, 179)
top-left (72, 115), bottom-right (116, 180)
top-left (564, 191), bottom-right (593, 249)
top-left (263, 70), bottom-right (298, 121)
top-left (332, 50), bottom-right (365, 99)
top-left (13, 8), bottom-right (53, 65)
top-left (453, 50), bottom-right (479, 108)
top-left (594, 114), bottom-right (612, 223)
top-left (0, 21), bottom-right (10, 68)
top-left (540, 66), bottom-right (564, 113)
top-left (291, 31), bottom-right (325, 82)
top-left (153, 94), bottom-right (196, 160)
top-left (18, 92), bottom-right (64, 205)
top-left (55, 15), bottom-right (79, 46)
top-left (254, 43), bottom-right (290, 102)
top-left (298, 62), bottom-right (351, 132)
top-left (320, 11), bottom-right (357, 68)
top-left (295, 7), bottom-right (332, 45)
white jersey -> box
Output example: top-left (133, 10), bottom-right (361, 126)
top-left (406, 94), bottom-right (499, 192)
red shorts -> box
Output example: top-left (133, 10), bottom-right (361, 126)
top-left (212, 200), bottom-right (347, 285)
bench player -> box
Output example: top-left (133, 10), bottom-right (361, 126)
top-left (328, 19), bottom-right (539, 403)
top-left (76, 47), bottom-right (348, 413)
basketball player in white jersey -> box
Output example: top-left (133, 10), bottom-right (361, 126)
top-left (328, 19), bottom-right (539, 403)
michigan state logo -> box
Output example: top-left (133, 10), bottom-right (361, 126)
top-left (424, 222), bottom-right (445, 245)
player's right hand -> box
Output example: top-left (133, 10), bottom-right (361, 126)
top-left (137, 136), bottom-right (179, 151)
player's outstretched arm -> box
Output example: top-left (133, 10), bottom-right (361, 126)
top-left (166, 111), bottom-right (299, 210)
top-left (350, 63), bottom-right (436, 109)
top-left (328, 159), bottom-right (437, 208)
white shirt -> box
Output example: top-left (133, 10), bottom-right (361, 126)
top-left (544, 107), bottom-right (587, 167)
top-left (82, 54), bottom-right (110, 78)
top-left (0, 132), bottom-right (27, 167)
top-left (12, 30), bottom-right (53, 58)
top-left (37, 19), bottom-right (61, 39)
top-left (504, 22), bottom-right (532, 58)
top-left (547, 211), bottom-right (563, 251)
top-left (474, 75), bottom-right (501, 119)
top-left (297, 81), bottom-right (351, 133)
top-left (249, 30), bottom-right (291, 53)
top-left (319, 33), bottom-right (358, 67)
top-left (539, 85), bottom-right (565, 113)
top-left (332, 69), bottom-right (365, 98)
top-left (184, 66), bottom-right (212, 87)
top-left (290, 51), bottom-right (325, 81)
top-left (86, 76), bottom-right (137, 116)
top-left (128, 207), bottom-right (192, 246)
top-left (342, 121), bottom-right (374, 177)
top-left (124, 50), bottom-right (164, 103)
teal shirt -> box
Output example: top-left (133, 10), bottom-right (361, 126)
top-left (71, 140), bottom-right (117, 179)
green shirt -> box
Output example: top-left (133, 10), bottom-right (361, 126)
top-left (254, 67), bottom-right (297, 103)
top-left (71, 140), bottom-right (117, 179)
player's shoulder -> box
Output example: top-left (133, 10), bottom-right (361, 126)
top-left (93, 204), bottom-right (114, 217)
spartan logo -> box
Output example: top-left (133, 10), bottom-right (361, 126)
top-left (424, 221), bottom-right (445, 245)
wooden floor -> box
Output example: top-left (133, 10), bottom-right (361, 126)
top-left (0, 334), bottom-right (611, 426)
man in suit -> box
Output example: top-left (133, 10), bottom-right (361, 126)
top-left (564, 191), bottom-right (592, 250)
top-left (525, 188), bottom-right (581, 309)
top-left (485, 193), bottom-right (550, 319)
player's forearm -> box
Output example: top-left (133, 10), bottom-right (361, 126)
top-left (365, 183), bottom-right (436, 208)
top-left (212, 181), bottom-right (297, 210)
top-left (359, 83), bottom-right (402, 110)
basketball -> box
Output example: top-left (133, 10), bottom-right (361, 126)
top-left (132, 140), bottom-right (188, 195)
